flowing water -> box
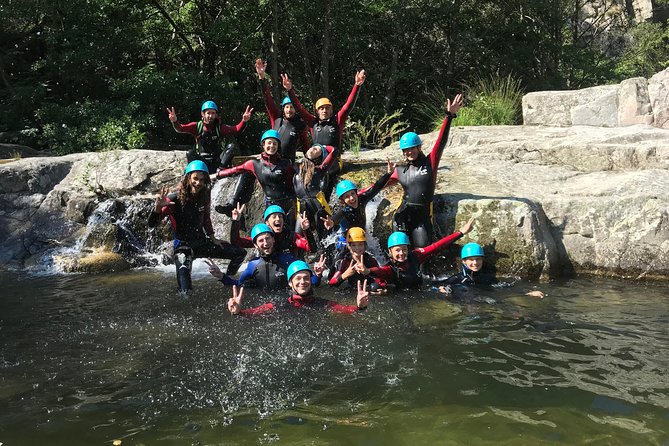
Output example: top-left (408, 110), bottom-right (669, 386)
top-left (0, 268), bottom-right (667, 445)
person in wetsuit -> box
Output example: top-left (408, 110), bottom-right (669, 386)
top-left (204, 223), bottom-right (299, 291)
top-left (227, 260), bottom-right (368, 315)
top-left (367, 217), bottom-right (474, 291)
top-left (328, 227), bottom-right (386, 293)
top-left (148, 160), bottom-right (247, 293)
top-left (229, 204), bottom-right (316, 259)
top-left (166, 101), bottom-right (253, 174)
top-left (210, 129), bottom-right (298, 229)
top-left (378, 94), bottom-right (463, 249)
top-left (293, 144), bottom-right (337, 239)
top-left (281, 69), bottom-right (366, 199)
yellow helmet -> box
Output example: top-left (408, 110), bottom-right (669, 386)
top-left (346, 227), bottom-right (367, 243)
top-left (315, 97), bottom-right (333, 109)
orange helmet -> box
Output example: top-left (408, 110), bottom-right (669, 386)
top-left (315, 97), bottom-right (333, 109)
top-left (346, 227), bottom-right (367, 243)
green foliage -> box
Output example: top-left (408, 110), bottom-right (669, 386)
top-left (615, 22), bottom-right (669, 79)
top-left (346, 109), bottom-right (409, 152)
top-left (456, 74), bottom-right (525, 126)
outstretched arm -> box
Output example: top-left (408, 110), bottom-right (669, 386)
top-left (428, 94), bottom-right (463, 173)
top-left (336, 69), bottom-right (365, 125)
top-left (283, 73), bottom-right (317, 126)
top-left (413, 216), bottom-right (474, 264)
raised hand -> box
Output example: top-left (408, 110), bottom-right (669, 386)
top-left (166, 106), bottom-right (177, 123)
top-left (342, 260), bottom-right (357, 280)
top-left (228, 285), bottom-right (244, 314)
top-left (355, 69), bottom-right (366, 86)
top-left (204, 258), bottom-right (223, 279)
top-left (353, 261), bottom-right (369, 276)
top-left (242, 105), bottom-right (253, 122)
top-left (312, 254), bottom-right (327, 277)
top-left (299, 211), bottom-right (311, 231)
top-left (386, 158), bottom-right (396, 174)
top-left (255, 58), bottom-right (267, 80)
top-left (320, 214), bottom-right (334, 231)
top-left (154, 185), bottom-right (174, 212)
top-left (356, 279), bottom-right (369, 308)
top-left (447, 93), bottom-right (463, 115)
top-left (280, 73), bottom-right (292, 90)
top-left (460, 216), bottom-right (475, 235)
top-left (209, 173), bottom-right (219, 183)
top-left (231, 202), bottom-right (246, 221)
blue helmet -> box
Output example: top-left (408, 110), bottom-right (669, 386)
top-left (399, 132), bottom-right (422, 150)
top-left (250, 223), bottom-right (273, 241)
top-left (461, 242), bottom-right (484, 259)
top-left (260, 129), bottom-right (281, 145)
top-left (387, 231), bottom-right (411, 249)
top-left (335, 180), bottom-right (357, 199)
top-left (201, 100), bottom-right (218, 112)
top-left (281, 96), bottom-right (292, 107)
top-left (184, 160), bottom-right (209, 175)
top-left (287, 260), bottom-right (312, 281)
top-left (263, 205), bottom-right (285, 221)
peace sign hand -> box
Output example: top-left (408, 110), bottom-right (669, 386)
top-left (447, 93), bottom-right (463, 115)
top-left (166, 106), bottom-right (178, 123)
top-left (312, 254), bottom-right (327, 277)
top-left (231, 202), bottom-right (246, 221)
top-left (154, 185), bottom-right (174, 212)
top-left (228, 285), bottom-right (244, 315)
top-left (299, 211), bottom-right (311, 231)
top-left (255, 58), bottom-right (267, 80)
top-left (320, 214), bottom-right (334, 231)
top-left (353, 260), bottom-right (369, 276)
top-left (204, 258), bottom-right (223, 279)
top-left (280, 73), bottom-right (292, 90)
top-left (242, 105), bottom-right (253, 122)
top-left (357, 279), bottom-right (369, 309)
top-left (386, 158), bottom-right (396, 174)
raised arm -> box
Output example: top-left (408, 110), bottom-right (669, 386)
top-left (283, 73), bottom-right (317, 126)
top-left (428, 94), bottom-right (463, 173)
top-left (220, 105), bottom-right (253, 135)
top-left (336, 69), bottom-right (365, 125)
top-left (256, 59), bottom-right (281, 122)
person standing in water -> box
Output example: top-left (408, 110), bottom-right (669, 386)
top-left (148, 160), bottom-right (247, 293)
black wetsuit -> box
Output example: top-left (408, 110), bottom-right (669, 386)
top-left (148, 191), bottom-right (246, 292)
top-left (220, 252), bottom-right (298, 291)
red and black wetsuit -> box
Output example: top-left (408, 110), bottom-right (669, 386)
top-left (173, 118), bottom-right (246, 173)
top-left (288, 82), bottom-right (361, 197)
top-left (215, 152), bottom-right (297, 227)
top-left (237, 292), bottom-right (364, 315)
top-left (148, 190), bottom-right (246, 291)
top-left (369, 230), bottom-right (464, 290)
top-left (329, 251), bottom-right (386, 292)
top-left (229, 219), bottom-right (315, 258)
top-left (381, 113), bottom-right (457, 248)
top-left (261, 79), bottom-right (309, 163)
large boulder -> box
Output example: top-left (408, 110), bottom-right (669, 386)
top-left (648, 67), bottom-right (669, 129)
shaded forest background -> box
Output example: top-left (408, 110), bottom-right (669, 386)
top-left (1, 0), bottom-right (667, 154)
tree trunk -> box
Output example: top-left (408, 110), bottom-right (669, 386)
top-left (271, 0), bottom-right (280, 99)
top-left (319, 0), bottom-right (332, 96)
top-left (148, 0), bottom-right (199, 67)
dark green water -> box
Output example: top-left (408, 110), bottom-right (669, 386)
top-left (0, 269), bottom-right (667, 445)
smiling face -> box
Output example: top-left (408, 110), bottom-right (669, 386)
top-left (317, 104), bottom-right (333, 120)
top-left (188, 171), bottom-right (208, 194)
top-left (348, 241), bottom-right (366, 257)
top-left (402, 145), bottom-right (422, 162)
top-left (265, 212), bottom-right (285, 233)
top-left (283, 103), bottom-right (296, 118)
top-left (201, 109), bottom-right (218, 124)
top-left (290, 271), bottom-right (312, 296)
top-left (389, 245), bottom-right (409, 263)
top-left (254, 233), bottom-right (275, 256)
top-left (340, 190), bottom-right (359, 208)
top-left (463, 256), bottom-right (484, 272)
top-left (262, 138), bottom-right (279, 156)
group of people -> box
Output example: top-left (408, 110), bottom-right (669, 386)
top-left (149, 60), bottom-right (542, 315)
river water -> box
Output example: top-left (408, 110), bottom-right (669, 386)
top-left (0, 268), bottom-right (667, 445)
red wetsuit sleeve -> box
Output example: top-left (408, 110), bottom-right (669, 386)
top-left (328, 257), bottom-right (350, 287)
top-left (239, 302), bottom-right (275, 315)
top-left (262, 79), bottom-right (280, 123)
top-left (368, 265), bottom-right (395, 282)
top-left (216, 160), bottom-right (257, 179)
top-left (413, 231), bottom-right (464, 264)
top-left (219, 117), bottom-right (247, 135)
top-left (428, 114), bottom-right (455, 183)
top-left (230, 220), bottom-right (254, 248)
top-left (325, 300), bottom-right (361, 314)
top-left (319, 145), bottom-right (336, 171)
top-left (292, 232), bottom-right (310, 253)
top-left (288, 88), bottom-right (317, 127)
top-left (172, 121), bottom-right (198, 138)
top-left (336, 83), bottom-right (360, 128)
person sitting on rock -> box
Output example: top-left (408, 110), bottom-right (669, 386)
top-left (328, 227), bottom-right (386, 294)
top-left (204, 223), bottom-right (310, 292)
top-left (229, 204), bottom-right (316, 258)
top-left (148, 160), bottom-right (247, 293)
top-left (436, 242), bottom-right (545, 298)
top-left (281, 69), bottom-right (366, 199)
top-left (210, 129), bottom-right (297, 229)
top-left (367, 217), bottom-right (474, 290)
top-left (376, 94), bottom-right (462, 249)
top-left (166, 101), bottom-right (253, 173)
top-left (227, 260), bottom-right (369, 315)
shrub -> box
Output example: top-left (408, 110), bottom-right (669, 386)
top-left (345, 109), bottom-right (409, 153)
